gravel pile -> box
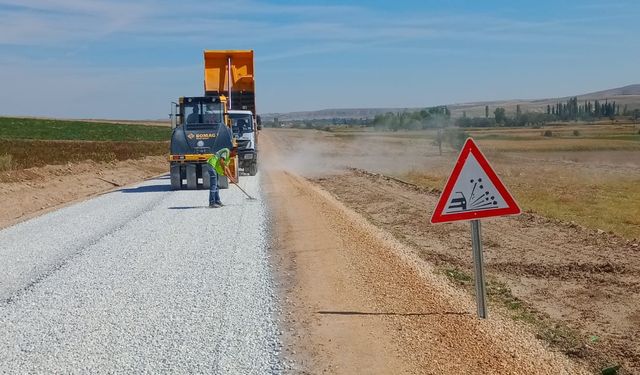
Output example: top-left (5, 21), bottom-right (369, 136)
top-left (0, 175), bottom-right (282, 373)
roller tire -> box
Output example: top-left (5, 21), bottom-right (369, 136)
top-left (248, 162), bottom-right (258, 176)
top-left (218, 176), bottom-right (229, 189)
top-left (186, 164), bottom-right (197, 190)
top-left (170, 164), bottom-right (182, 190)
top-left (201, 165), bottom-right (211, 190)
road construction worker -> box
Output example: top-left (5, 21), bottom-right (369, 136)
top-left (187, 105), bottom-right (200, 123)
top-left (206, 148), bottom-right (236, 208)
top-left (203, 104), bottom-right (220, 124)
top-left (236, 118), bottom-right (248, 135)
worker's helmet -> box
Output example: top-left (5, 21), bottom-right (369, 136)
top-left (216, 148), bottom-right (230, 160)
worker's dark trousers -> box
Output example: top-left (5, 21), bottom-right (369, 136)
top-left (207, 165), bottom-right (221, 205)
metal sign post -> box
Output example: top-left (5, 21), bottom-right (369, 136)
top-left (431, 138), bottom-right (521, 319)
top-left (470, 220), bottom-right (488, 319)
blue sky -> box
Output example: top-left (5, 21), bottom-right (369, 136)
top-left (0, 0), bottom-right (638, 119)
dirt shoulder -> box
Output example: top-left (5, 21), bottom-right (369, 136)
top-left (314, 170), bottom-right (639, 374)
top-left (262, 132), bottom-right (586, 374)
top-left (0, 156), bottom-right (167, 229)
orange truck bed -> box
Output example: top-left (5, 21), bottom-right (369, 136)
top-left (203, 50), bottom-right (255, 113)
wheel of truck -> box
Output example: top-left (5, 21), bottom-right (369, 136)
top-left (218, 176), bottom-right (229, 189)
top-left (170, 164), bottom-right (182, 190)
top-left (201, 164), bottom-right (211, 190)
top-left (186, 164), bottom-right (197, 190)
top-left (248, 162), bottom-right (258, 176)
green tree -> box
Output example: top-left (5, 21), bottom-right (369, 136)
top-left (494, 107), bottom-right (506, 124)
top-left (485, 105), bottom-right (489, 118)
top-left (444, 128), bottom-right (469, 150)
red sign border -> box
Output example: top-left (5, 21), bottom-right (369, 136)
top-left (430, 138), bottom-right (521, 224)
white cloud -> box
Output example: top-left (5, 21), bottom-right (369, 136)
top-left (0, 1), bottom-right (637, 116)
top-left (1, 0), bottom-right (625, 47)
top-left (0, 0), bottom-right (150, 44)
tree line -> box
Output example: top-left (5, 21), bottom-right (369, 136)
top-left (369, 106), bottom-right (451, 130)
top-left (262, 99), bottom-right (639, 130)
top-left (546, 97), bottom-right (620, 121)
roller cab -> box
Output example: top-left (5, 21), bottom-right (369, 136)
top-left (169, 96), bottom-right (238, 190)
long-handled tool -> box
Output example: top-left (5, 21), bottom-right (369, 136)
top-left (232, 180), bottom-right (257, 200)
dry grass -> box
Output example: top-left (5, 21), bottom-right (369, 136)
top-left (273, 126), bottom-right (640, 239)
top-left (467, 124), bottom-right (640, 152)
top-left (0, 117), bottom-right (170, 179)
top-left (505, 168), bottom-right (640, 239)
top-left (404, 149), bottom-right (640, 240)
top-left (0, 139), bottom-right (168, 170)
top-left (477, 138), bottom-right (640, 152)
top-left (398, 124), bottom-right (640, 239)
top-left (0, 154), bottom-right (12, 171)
top-left (468, 123), bottom-right (637, 136)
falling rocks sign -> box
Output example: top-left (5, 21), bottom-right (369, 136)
top-left (431, 138), bottom-right (521, 224)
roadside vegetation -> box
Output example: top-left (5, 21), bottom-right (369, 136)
top-left (274, 122), bottom-right (640, 240)
top-left (0, 117), bottom-right (169, 174)
top-left (402, 124), bottom-right (640, 239)
top-left (0, 117), bottom-right (170, 142)
top-left (263, 96), bottom-right (640, 132)
top-left (441, 266), bottom-right (622, 373)
top-left (0, 139), bottom-right (167, 170)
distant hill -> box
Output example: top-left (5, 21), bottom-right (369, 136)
top-left (574, 84), bottom-right (640, 99)
top-left (261, 108), bottom-right (415, 122)
top-left (262, 84), bottom-right (640, 121)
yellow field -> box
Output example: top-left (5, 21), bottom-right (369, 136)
top-left (400, 124), bottom-right (640, 239)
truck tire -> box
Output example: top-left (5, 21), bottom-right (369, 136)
top-left (186, 164), bottom-right (197, 190)
top-left (201, 164), bottom-right (211, 189)
top-left (218, 176), bottom-right (229, 189)
top-left (248, 162), bottom-right (258, 176)
top-left (170, 164), bottom-right (182, 190)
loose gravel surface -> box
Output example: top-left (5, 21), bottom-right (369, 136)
top-left (0, 174), bottom-right (282, 373)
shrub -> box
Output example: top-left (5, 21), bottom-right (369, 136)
top-left (543, 130), bottom-right (553, 137)
top-left (0, 139), bottom-right (167, 169)
top-left (0, 154), bottom-right (12, 171)
top-left (444, 128), bottom-right (469, 150)
top-left (573, 130), bottom-right (581, 136)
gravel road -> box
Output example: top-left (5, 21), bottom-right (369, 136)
top-left (0, 174), bottom-right (282, 373)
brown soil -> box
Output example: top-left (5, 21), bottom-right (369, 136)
top-left (0, 139), bottom-right (168, 171)
top-left (313, 170), bottom-right (640, 374)
top-left (262, 131), bottom-right (586, 374)
top-left (0, 156), bottom-right (166, 229)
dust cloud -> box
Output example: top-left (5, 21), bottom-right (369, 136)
top-left (261, 129), bottom-right (454, 178)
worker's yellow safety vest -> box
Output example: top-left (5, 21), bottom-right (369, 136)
top-left (207, 148), bottom-right (230, 175)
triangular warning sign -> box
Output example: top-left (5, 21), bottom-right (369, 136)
top-left (431, 138), bottom-right (521, 224)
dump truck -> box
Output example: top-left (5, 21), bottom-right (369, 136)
top-left (229, 110), bottom-right (258, 175)
top-left (169, 50), bottom-right (259, 190)
top-left (204, 50), bottom-right (261, 176)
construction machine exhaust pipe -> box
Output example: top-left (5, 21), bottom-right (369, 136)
top-left (227, 56), bottom-right (233, 108)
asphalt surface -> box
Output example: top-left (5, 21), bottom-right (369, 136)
top-left (0, 174), bottom-right (282, 373)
